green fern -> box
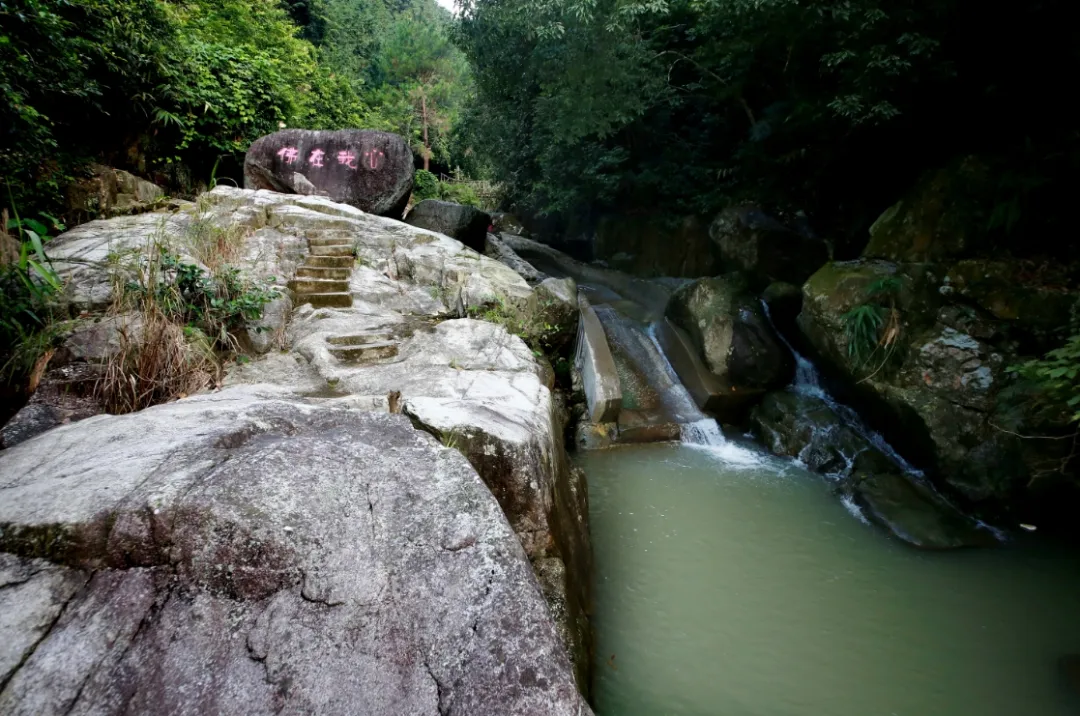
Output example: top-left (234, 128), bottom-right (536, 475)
top-left (843, 304), bottom-right (885, 365)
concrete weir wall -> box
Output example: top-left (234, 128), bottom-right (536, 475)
top-left (574, 295), bottom-right (622, 424)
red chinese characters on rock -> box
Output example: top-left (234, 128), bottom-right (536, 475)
top-left (276, 145), bottom-right (384, 172)
top-left (336, 150), bottom-right (358, 169)
top-left (363, 149), bottom-right (385, 170)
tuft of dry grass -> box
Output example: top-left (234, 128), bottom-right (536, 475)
top-left (96, 238), bottom-right (218, 414)
top-left (96, 307), bottom-right (217, 414)
top-left (182, 197), bottom-right (250, 273)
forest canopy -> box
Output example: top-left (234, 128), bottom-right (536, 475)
top-left (0, 0), bottom-right (472, 214)
top-left (456, 0), bottom-right (1080, 243)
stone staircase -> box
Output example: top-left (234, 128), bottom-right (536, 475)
top-left (288, 236), bottom-right (355, 308)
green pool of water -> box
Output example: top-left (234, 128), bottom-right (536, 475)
top-left (578, 442), bottom-right (1080, 716)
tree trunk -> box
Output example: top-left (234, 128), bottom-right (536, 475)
top-left (421, 91), bottom-right (430, 172)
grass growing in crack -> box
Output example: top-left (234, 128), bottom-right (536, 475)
top-left (440, 430), bottom-right (462, 450)
top-left (183, 195), bottom-right (251, 273)
top-left (97, 238), bottom-right (281, 413)
top-left (842, 276), bottom-right (903, 380)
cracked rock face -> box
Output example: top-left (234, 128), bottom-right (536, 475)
top-left (0, 387), bottom-right (590, 715)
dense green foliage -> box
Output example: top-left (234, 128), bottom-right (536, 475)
top-left (1, 0), bottom-right (473, 216)
top-left (458, 0), bottom-right (1079, 242)
top-left (0, 212), bottom-right (63, 368)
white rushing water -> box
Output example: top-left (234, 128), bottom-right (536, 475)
top-left (760, 300), bottom-right (924, 476)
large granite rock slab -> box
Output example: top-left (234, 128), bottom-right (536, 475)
top-left (17, 188), bottom-right (593, 695)
top-left (0, 386), bottom-right (591, 715)
top-left (245, 129), bottom-right (414, 218)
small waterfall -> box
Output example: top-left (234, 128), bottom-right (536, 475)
top-left (761, 301), bottom-right (922, 476)
top-left (680, 418), bottom-right (725, 446)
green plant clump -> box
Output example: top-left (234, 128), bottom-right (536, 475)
top-left (125, 248), bottom-right (281, 349)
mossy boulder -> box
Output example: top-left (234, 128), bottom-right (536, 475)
top-left (862, 158), bottom-right (991, 263)
top-left (666, 273), bottom-right (793, 390)
top-left (943, 259), bottom-right (1076, 347)
top-left (797, 259), bottom-right (942, 377)
top-left (709, 206), bottom-right (829, 286)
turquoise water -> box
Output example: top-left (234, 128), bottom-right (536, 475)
top-left (580, 442), bottom-right (1080, 716)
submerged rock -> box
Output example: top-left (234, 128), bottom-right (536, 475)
top-left (406, 200), bottom-right (491, 253)
top-left (665, 273), bottom-right (793, 391)
top-left (0, 388), bottom-right (591, 715)
top-left (244, 129), bottom-right (414, 218)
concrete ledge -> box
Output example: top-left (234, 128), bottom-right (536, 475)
top-left (574, 296), bottom-right (622, 424)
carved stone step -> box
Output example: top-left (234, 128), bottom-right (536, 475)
top-left (304, 255), bottom-right (354, 269)
top-left (327, 333), bottom-right (395, 346)
top-left (289, 278), bottom-right (350, 294)
top-left (309, 244), bottom-right (354, 257)
top-left (327, 341), bottom-right (399, 364)
top-left (296, 266), bottom-right (351, 280)
top-left (308, 237), bottom-right (357, 248)
top-left (299, 293), bottom-right (353, 308)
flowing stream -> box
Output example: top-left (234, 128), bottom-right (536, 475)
top-left (560, 273), bottom-right (1080, 715)
top-left (520, 243), bottom-right (1080, 713)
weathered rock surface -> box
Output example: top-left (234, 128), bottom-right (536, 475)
top-left (245, 129), bottom-right (414, 218)
top-left (709, 206), bottom-right (829, 286)
top-left (485, 233), bottom-right (547, 285)
top-left (666, 273), bottom-right (793, 391)
top-left (797, 164), bottom-right (1080, 527)
top-left (574, 296), bottom-right (622, 424)
top-left (750, 390), bottom-right (996, 549)
top-left (0, 387), bottom-right (590, 715)
top-left (2, 187), bottom-right (594, 711)
top-left (407, 200), bottom-right (491, 253)
top-left (499, 234), bottom-right (672, 321)
top-left (64, 164), bottom-right (167, 222)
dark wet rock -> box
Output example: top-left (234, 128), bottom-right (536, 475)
top-left (762, 281), bottom-right (803, 335)
top-left (593, 214), bottom-right (717, 278)
top-left (0, 387), bottom-right (592, 715)
top-left (0, 364), bottom-right (102, 449)
top-left (244, 129), bottom-right (414, 218)
top-left (847, 472), bottom-right (999, 550)
top-left (750, 390), bottom-right (995, 549)
top-left (750, 391), bottom-right (894, 476)
top-left (666, 273), bottom-right (793, 391)
top-left (486, 233), bottom-right (547, 284)
top-left (0, 404), bottom-right (63, 449)
top-left (709, 206), bottom-right (829, 286)
top-left (406, 200), bottom-right (491, 253)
